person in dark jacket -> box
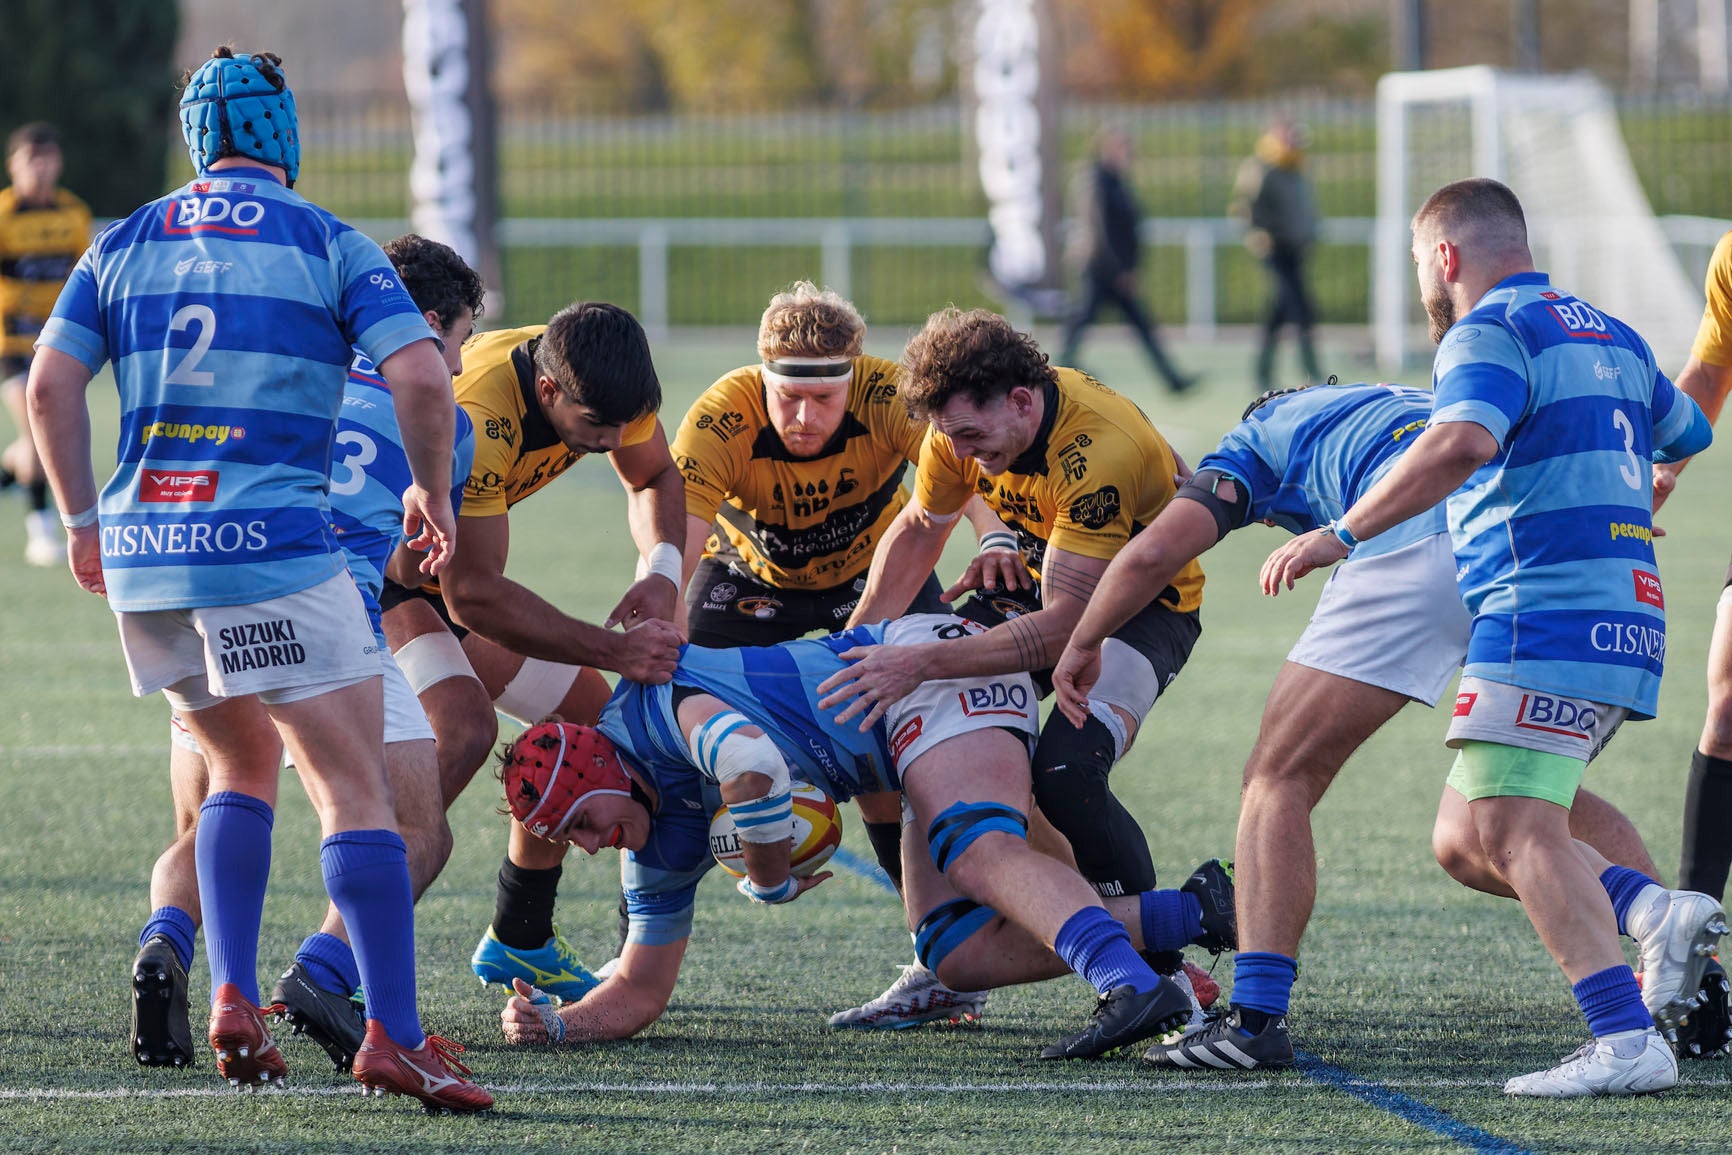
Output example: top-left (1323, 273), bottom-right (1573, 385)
top-left (1233, 118), bottom-right (1323, 391)
top-left (1058, 131), bottom-right (1195, 393)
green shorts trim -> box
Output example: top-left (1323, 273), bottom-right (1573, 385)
top-left (1445, 740), bottom-right (1585, 807)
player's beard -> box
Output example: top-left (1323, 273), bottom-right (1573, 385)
top-left (1421, 282), bottom-right (1455, 345)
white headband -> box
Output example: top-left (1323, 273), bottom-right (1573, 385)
top-left (762, 356), bottom-right (854, 387)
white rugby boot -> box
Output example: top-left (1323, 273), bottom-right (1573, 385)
top-left (1626, 888), bottom-right (1728, 1038)
top-left (1503, 1028), bottom-right (1677, 1097)
top-left (827, 963), bottom-right (987, 1029)
top-left (23, 510), bottom-right (63, 567)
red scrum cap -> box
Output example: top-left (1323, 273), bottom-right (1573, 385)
top-left (501, 720), bottom-right (634, 840)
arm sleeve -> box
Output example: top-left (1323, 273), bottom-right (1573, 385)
top-left (35, 242), bottom-right (107, 371)
top-left (333, 228), bottom-right (436, 367)
top-left (910, 427), bottom-right (978, 518)
top-left (671, 389), bottom-right (744, 523)
top-left (1429, 322), bottom-right (1529, 447)
top-left (459, 389), bottom-right (516, 518)
top-left (1691, 231), bottom-right (1732, 368)
top-left (1650, 370), bottom-right (1714, 463)
top-left (450, 407), bottom-right (476, 515)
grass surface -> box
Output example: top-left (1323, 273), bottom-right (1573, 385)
top-left (1, 331), bottom-right (1730, 1152)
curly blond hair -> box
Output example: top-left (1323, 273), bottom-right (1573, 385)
top-left (757, 281), bottom-right (866, 362)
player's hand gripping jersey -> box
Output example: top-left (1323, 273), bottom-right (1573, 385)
top-left (37, 167), bottom-right (435, 611)
top-left (330, 353), bottom-right (475, 640)
top-left (1429, 273), bottom-right (1712, 716)
top-left (674, 355), bottom-right (925, 589)
top-left (455, 325), bottom-right (659, 517)
top-left (913, 368), bottom-right (1204, 612)
top-left (597, 614), bottom-right (1038, 945)
top-left (1199, 382), bottom-right (1443, 556)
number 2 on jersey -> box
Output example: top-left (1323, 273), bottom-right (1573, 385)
top-left (164, 304), bottom-right (217, 387)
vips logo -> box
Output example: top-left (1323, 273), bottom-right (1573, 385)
top-left (217, 618), bottom-right (306, 675)
top-left (1453, 692), bottom-right (1477, 718)
top-left (1515, 693), bottom-right (1596, 742)
top-left (1632, 570), bottom-right (1665, 609)
top-left (957, 681), bottom-right (1031, 717)
top-left (891, 716), bottom-right (924, 760)
top-left (102, 519), bottom-right (268, 558)
top-left (138, 470), bottom-right (218, 503)
top-left (140, 421), bottom-right (242, 447)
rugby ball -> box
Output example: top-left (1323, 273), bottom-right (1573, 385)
top-left (710, 781), bottom-right (842, 879)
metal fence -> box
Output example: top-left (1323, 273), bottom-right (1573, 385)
top-left (275, 92), bottom-right (1732, 331)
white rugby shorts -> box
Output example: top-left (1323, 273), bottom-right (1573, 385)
top-left (170, 645), bottom-right (433, 754)
top-left (1286, 532), bottom-right (1470, 706)
top-left (1446, 675), bottom-right (1628, 763)
top-left (879, 614), bottom-right (1041, 771)
top-left (118, 572), bottom-right (381, 707)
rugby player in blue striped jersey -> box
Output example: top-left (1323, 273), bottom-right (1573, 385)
top-left (1259, 178), bottom-right (1721, 1097)
top-left (494, 616), bottom-right (1228, 1057)
top-left (27, 47), bottom-right (489, 1111)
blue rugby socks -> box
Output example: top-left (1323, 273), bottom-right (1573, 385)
top-left (322, 830), bottom-right (422, 1048)
top-left (1599, 865), bottom-right (1663, 937)
top-left (1232, 951), bottom-right (1299, 1032)
top-left (195, 791), bottom-right (274, 1005)
top-left (1574, 964), bottom-right (1653, 1038)
top-left (295, 931), bottom-right (361, 999)
top-left (141, 906), bottom-right (198, 973)
top-left (1055, 906), bottom-right (1159, 995)
top-left (1139, 888), bottom-right (1204, 954)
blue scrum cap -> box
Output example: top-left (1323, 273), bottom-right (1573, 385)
top-left (178, 50), bottom-right (300, 184)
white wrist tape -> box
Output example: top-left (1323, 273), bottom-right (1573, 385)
top-left (738, 874), bottom-right (799, 904)
top-left (727, 787), bottom-right (794, 845)
top-left (60, 505), bottom-right (99, 530)
top-left (644, 541), bottom-right (682, 587)
top-left (523, 985), bottom-right (567, 1042)
top-left (977, 530), bottom-right (1018, 554)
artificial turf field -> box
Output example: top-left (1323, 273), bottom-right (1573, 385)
top-left (1, 327), bottom-right (1729, 1153)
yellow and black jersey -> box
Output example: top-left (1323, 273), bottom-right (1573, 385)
top-left (0, 187), bottom-right (91, 359)
top-left (1693, 230), bottom-right (1732, 366)
top-left (455, 325), bottom-right (658, 518)
top-left (672, 355), bottom-right (925, 590)
top-left (913, 367), bottom-right (1204, 613)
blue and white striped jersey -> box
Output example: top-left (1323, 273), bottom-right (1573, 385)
top-left (599, 625), bottom-right (900, 944)
top-left (330, 353), bottom-right (475, 642)
top-left (1429, 272), bottom-right (1712, 716)
top-left (1198, 382), bottom-right (1443, 557)
top-left (37, 165), bottom-right (434, 612)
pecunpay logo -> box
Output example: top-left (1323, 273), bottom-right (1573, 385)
top-left (140, 421), bottom-right (242, 447)
top-left (138, 470), bottom-right (218, 503)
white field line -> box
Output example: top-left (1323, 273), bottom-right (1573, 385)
top-left (8, 1074), bottom-right (1727, 1101)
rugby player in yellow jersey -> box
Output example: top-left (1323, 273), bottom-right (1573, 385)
top-left (819, 307), bottom-right (1228, 1019)
top-left (1, 122), bottom-right (90, 565)
top-left (1653, 230), bottom-right (1732, 1047)
top-left (375, 301), bottom-right (687, 1001)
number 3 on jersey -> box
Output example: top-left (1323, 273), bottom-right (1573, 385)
top-left (330, 430), bottom-right (379, 496)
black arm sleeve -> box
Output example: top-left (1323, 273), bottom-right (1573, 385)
top-left (1171, 468), bottom-right (1251, 542)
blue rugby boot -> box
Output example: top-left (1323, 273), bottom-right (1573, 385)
top-left (471, 926), bottom-right (600, 1002)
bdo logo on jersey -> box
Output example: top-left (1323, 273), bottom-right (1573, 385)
top-left (1515, 693), bottom-right (1595, 742)
top-left (139, 470), bottom-right (218, 503)
top-left (164, 196), bottom-right (267, 236)
top-left (958, 681), bottom-right (1030, 717)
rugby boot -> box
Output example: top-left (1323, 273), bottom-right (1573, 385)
top-left (131, 935), bottom-right (195, 1068)
top-left (269, 961), bottom-right (365, 1071)
top-left (1143, 1007), bottom-right (1296, 1070)
top-left (471, 925), bottom-right (600, 1002)
top-left (1181, 858), bottom-right (1238, 954)
top-left (1503, 1028), bottom-right (1676, 1097)
top-left (827, 962), bottom-right (988, 1029)
top-left (1626, 888), bottom-right (1726, 1038)
top-left (1039, 978), bottom-right (1193, 1060)
top-left (1183, 960), bottom-right (1221, 1010)
top-left (208, 983), bottom-right (287, 1090)
top-left (1675, 958), bottom-right (1732, 1059)
top-left (352, 1020), bottom-right (494, 1113)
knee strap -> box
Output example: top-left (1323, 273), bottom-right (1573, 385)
top-left (927, 801), bottom-right (1028, 874)
top-left (913, 897), bottom-right (998, 972)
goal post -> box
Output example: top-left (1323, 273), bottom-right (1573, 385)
top-left (1375, 65), bottom-right (1703, 373)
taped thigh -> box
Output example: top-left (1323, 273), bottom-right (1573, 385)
top-left (393, 629), bottom-right (478, 696)
top-left (494, 657), bottom-right (582, 724)
top-left (926, 800), bottom-right (1029, 874)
